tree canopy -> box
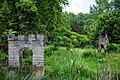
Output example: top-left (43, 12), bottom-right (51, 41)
top-left (87, 0), bottom-right (120, 46)
top-left (0, 0), bottom-right (120, 51)
top-left (0, 0), bottom-right (69, 35)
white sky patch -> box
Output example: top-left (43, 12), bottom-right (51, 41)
top-left (63, 0), bottom-right (96, 14)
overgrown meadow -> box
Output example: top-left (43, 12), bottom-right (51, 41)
top-left (0, 0), bottom-right (120, 80)
top-left (42, 46), bottom-right (120, 80)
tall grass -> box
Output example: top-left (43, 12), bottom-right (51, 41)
top-left (43, 47), bottom-right (120, 80)
top-left (43, 47), bottom-right (95, 80)
top-left (0, 66), bottom-right (32, 80)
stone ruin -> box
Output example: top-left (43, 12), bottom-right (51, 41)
top-left (98, 32), bottom-right (109, 53)
top-left (8, 34), bottom-right (44, 67)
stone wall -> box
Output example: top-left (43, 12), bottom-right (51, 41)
top-left (8, 34), bottom-right (44, 67)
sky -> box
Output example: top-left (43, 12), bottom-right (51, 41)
top-left (63, 0), bottom-right (96, 14)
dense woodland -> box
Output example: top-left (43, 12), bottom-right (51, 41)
top-left (0, 0), bottom-right (120, 80)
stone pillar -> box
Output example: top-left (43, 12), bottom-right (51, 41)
top-left (8, 35), bottom-right (20, 66)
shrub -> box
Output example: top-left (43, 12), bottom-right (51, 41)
top-left (98, 57), bottom-right (107, 63)
top-left (107, 43), bottom-right (119, 52)
top-left (57, 35), bottom-right (73, 48)
top-left (82, 48), bottom-right (96, 58)
top-left (0, 51), bottom-right (7, 65)
top-left (57, 31), bottom-right (89, 48)
top-left (118, 44), bottom-right (120, 52)
top-left (44, 45), bottom-right (55, 56)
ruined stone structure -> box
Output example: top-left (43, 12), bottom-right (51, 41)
top-left (8, 34), bottom-right (44, 67)
top-left (98, 32), bottom-right (109, 53)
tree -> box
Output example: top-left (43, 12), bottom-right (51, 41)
top-left (69, 12), bottom-right (92, 34)
top-left (90, 0), bottom-right (111, 19)
top-left (0, 0), bottom-right (69, 34)
top-left (0, 0), bottom-right (69, 51)
top-left (87, 0), bottom-right (120, 46)
top-left (111, 0), bottom-right (120, 10)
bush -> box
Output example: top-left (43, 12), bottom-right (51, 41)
top-left (118, 44), bottom-right (120, 52)
top-left (82, 48), bottom-right (96, 58)
top-left (57, 31), bottom-right (89, 48)
top-left (44, 45), bottom-right (55, 56)
top-left (57, 36), bottom-right (73, 48)
top-left (0, 51), bottom-right (8, 80)
top-left (98, 57), bottom-right (107, 63)
top-left (107, 43), bottom-right (119, 52)
top-left (0, 51), bottom-right (8, 65)
top-left (69, 32), bottom-right (89, 48)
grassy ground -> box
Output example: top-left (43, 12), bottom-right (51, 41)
top-left (42, 47), bottom-right (120, 80)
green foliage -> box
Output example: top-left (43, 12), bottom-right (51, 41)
top-left (0, 0), bottom-right (68, 35)
top-left (0, 47), bottom-right (120, 79)
top-left (43, 48), bottom-right (95, 80)
top-left (0, 66), bottom-right (32, 80)
top-left (0, 49), bottom-right (32, 79)
top-left (97, 51), bottom-right (107, 63)
top-left (44, 45), bottom-right (56, 57)
top-left (43, 47), bottom-right (120, 80)
top-left (0, 0), bottom-right (69, 51)
top-left (112, 0), bottom-right (120, 10)
top-left (84, 0), bottom-right (119, 48)
top-left (69, 12), bottom-right (92, 34)
top-left (0, 64), bottom-right (7, 80)
top-left (3, 29), bottom-right (17, 36)
top-left (0, 0), bottom-right (120, 79)
top-left (107, 43), bottom-right (120, 52)
top-left (88, 11), bottom-right (120, 46)
top-left (90, 0), bottom-right (112, 20)
top-left (22, 48), bottom-right (32, 65)
top-left (56, 30), bottom-right (89, 48)
top-left (82, 48), bottom-right (96, 58)
top-left (46, 12), bottom-right (71, 46)
top-left (0, 51), bottom-right (7, 64)
top-left (0, 51), bottom-right (9, 80)
top-left (69, 31), bottom-right (89, 47)
top-left (88, 0), bottom-right (120, 47)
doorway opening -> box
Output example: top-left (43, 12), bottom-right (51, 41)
top-left (19, 48), bottom-right (33, 66)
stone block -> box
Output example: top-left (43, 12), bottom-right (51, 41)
top-left (33, 62), bottom-right (44, 67)
top-left (28, 34), bottom-right (35, 41)
top-left (18, 35), bottom-right (25, 40)
top-left (33, 58), bottom-right (44, 62)
top-left (9, 60), bottom-right (19, 66)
